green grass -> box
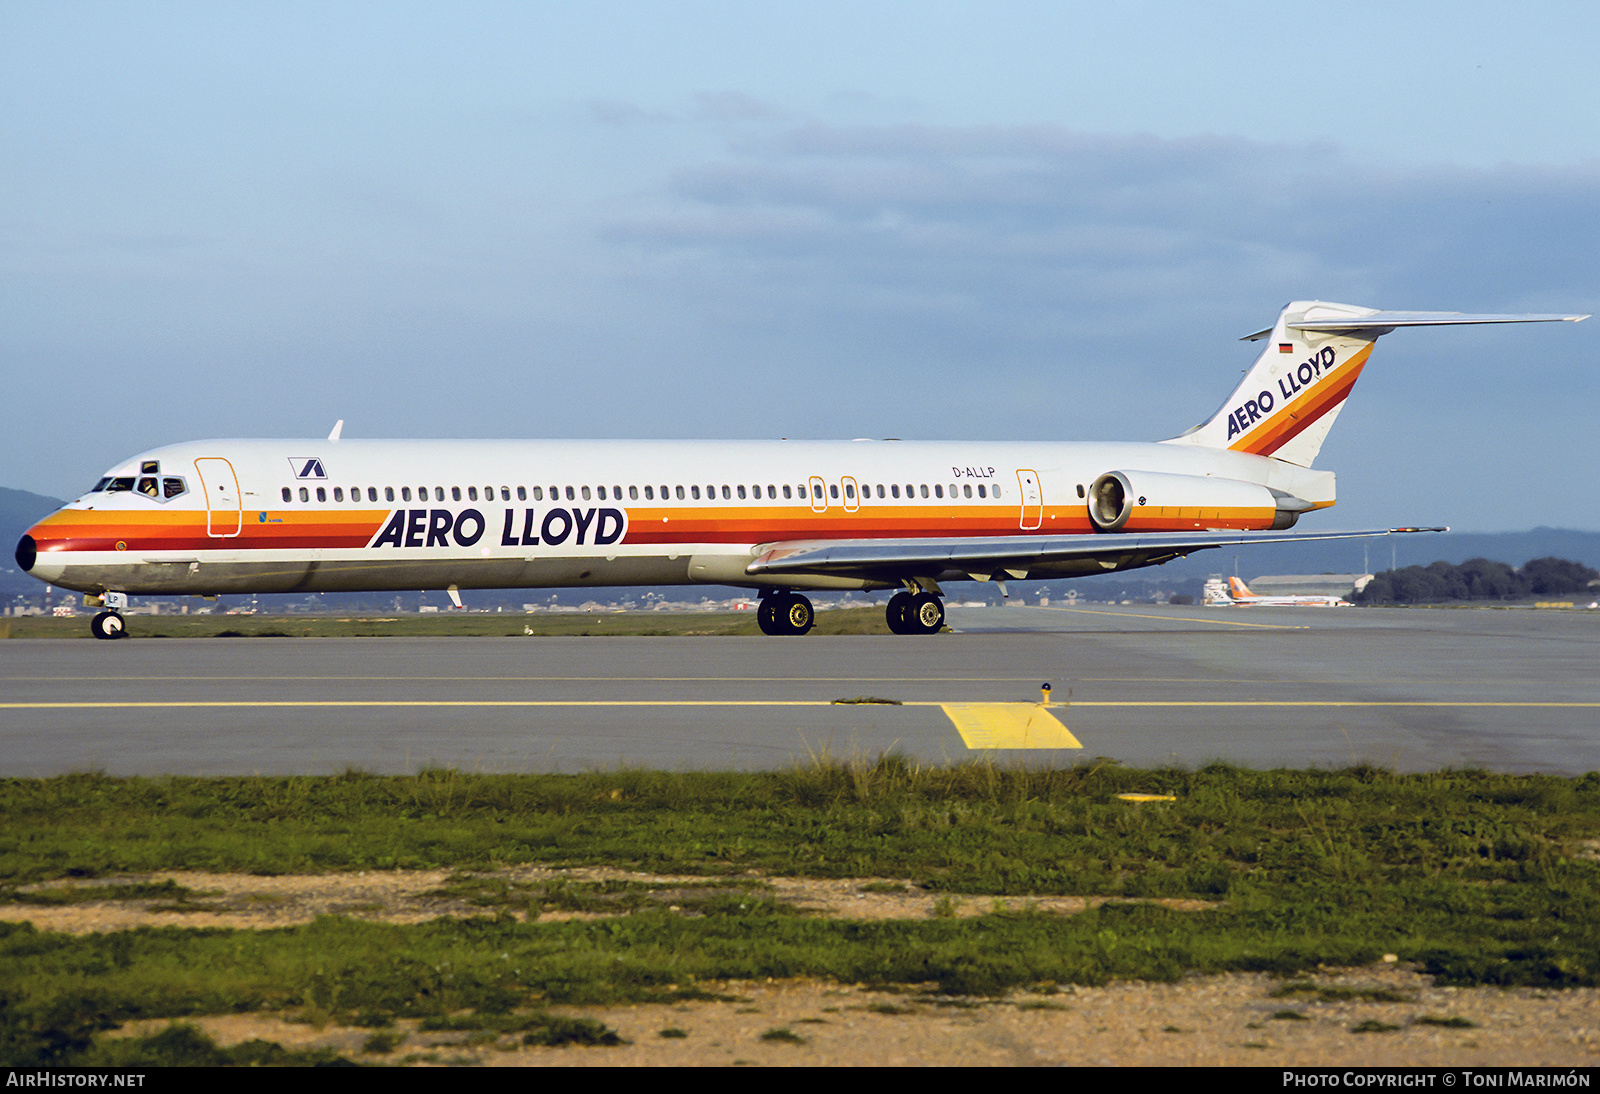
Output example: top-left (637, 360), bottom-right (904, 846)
top-left (0, 607), bottom-right (892, 639)
top-left (5, 759), bottom-right (1600, 1063)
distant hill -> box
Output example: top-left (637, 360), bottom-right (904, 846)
top-left (2, 487), bottom-right (69, 596)
top-left (1135, 527), bottom-right (1600, 582)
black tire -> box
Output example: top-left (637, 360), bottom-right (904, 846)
top-left (90, 611), bottom-right (126, 640)
top-left (909, 593), bottom-right (944, 635)
top-left (757, 597), bottom-right (783, 635)
top-left (783, 594), bottom-right (815, 636)
top-left (886, 591), bottom-right (914, 635)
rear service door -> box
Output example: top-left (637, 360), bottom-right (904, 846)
top-left (194, 458), bottom-right (243, 537)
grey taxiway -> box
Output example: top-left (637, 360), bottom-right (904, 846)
top-left (3, 604), bottom-right (1596, 777)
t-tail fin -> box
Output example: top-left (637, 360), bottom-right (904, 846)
top-left (1163, 301), bottom-right (1588, 468)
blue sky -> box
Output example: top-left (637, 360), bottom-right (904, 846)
top-left (3, 1), bottom-right (1596, 530)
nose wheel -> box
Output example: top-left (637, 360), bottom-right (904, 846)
top-left (90, 610), bottom-right (127, 640)
top-left (757, 592), bottom-right (815, 636)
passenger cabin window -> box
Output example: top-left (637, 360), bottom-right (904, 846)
top-left (675, 485), bottom-right (684, 500)
top-left (384, 487), bottom-right (394, 501)
top-left (316, 487), bottom-right (326, 502)
top-left (333, 487), bottom-right (344, 502)
top-left (282, 487), bottom-right (292, 502)
top-left (691, 485), bottom-right (700, 500)
top-left (517, 487), bottom-right (526, 501)
top-left (783, 485), bottom-right (792, 499)
top-left (299, 487), bottom-right (310, 502)
top-left (629, 486), bottom-right (639, 500)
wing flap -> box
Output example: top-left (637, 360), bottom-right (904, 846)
top-left (748, 527), bottom-right (1446, 579)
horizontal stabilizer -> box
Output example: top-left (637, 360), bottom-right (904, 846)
top-left (1243, 310), bottom-right (1587, 340)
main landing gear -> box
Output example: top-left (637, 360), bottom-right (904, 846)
top-left (885, 590), bottom-right (945, 635)
top-left (757, 591), bottom-right (815, 636)
top-left (755, 587), bottom-right (945, 637)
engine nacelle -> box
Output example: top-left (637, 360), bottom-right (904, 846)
top-left (1087, 470), bottom-right (1300, 532)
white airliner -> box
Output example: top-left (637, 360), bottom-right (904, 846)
top-left (15, 300), bottom-right (1586, 639)
top-left (1224, 576), bottom-right (1351, 607)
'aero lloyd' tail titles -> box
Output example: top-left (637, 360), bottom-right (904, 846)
top-left (17, 298), bottom-right (1586, 638)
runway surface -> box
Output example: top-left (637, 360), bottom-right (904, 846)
top-left (3, 604), bottom-right (1597, 776)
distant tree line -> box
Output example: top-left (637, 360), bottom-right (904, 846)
top-left (1354, 557), bottom-right (1600, 604)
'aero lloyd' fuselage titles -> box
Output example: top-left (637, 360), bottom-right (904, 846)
top-left (1224, 346), bottom-right (1338, 441)
top-left (368, 507), bottom-right (628, 550)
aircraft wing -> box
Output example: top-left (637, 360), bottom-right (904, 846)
top-left (747, 527), bottom-right (1446, 583)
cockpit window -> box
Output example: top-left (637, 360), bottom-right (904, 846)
top-left (138, 477), bottom-right (160, 497)
top-left (91, 477), bottom-right (111, 492)
top-left (163, 477), bottom-right (187, 499)
top-left (105, 477), bottom-right (135, 493)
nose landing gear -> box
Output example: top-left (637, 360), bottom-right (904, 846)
top-left (88, 591), bottom-right (129, 640)
top-left (90, 611), bottom-right (126, 640)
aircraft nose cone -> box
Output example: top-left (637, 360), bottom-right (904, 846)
top-left (14, 534), bottom-right (36, 572)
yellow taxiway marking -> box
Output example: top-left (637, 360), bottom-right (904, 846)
top-left (940, 703), bottom-right (1083, 750)
top-left (1036, 606), bottom-right (1306, 629)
